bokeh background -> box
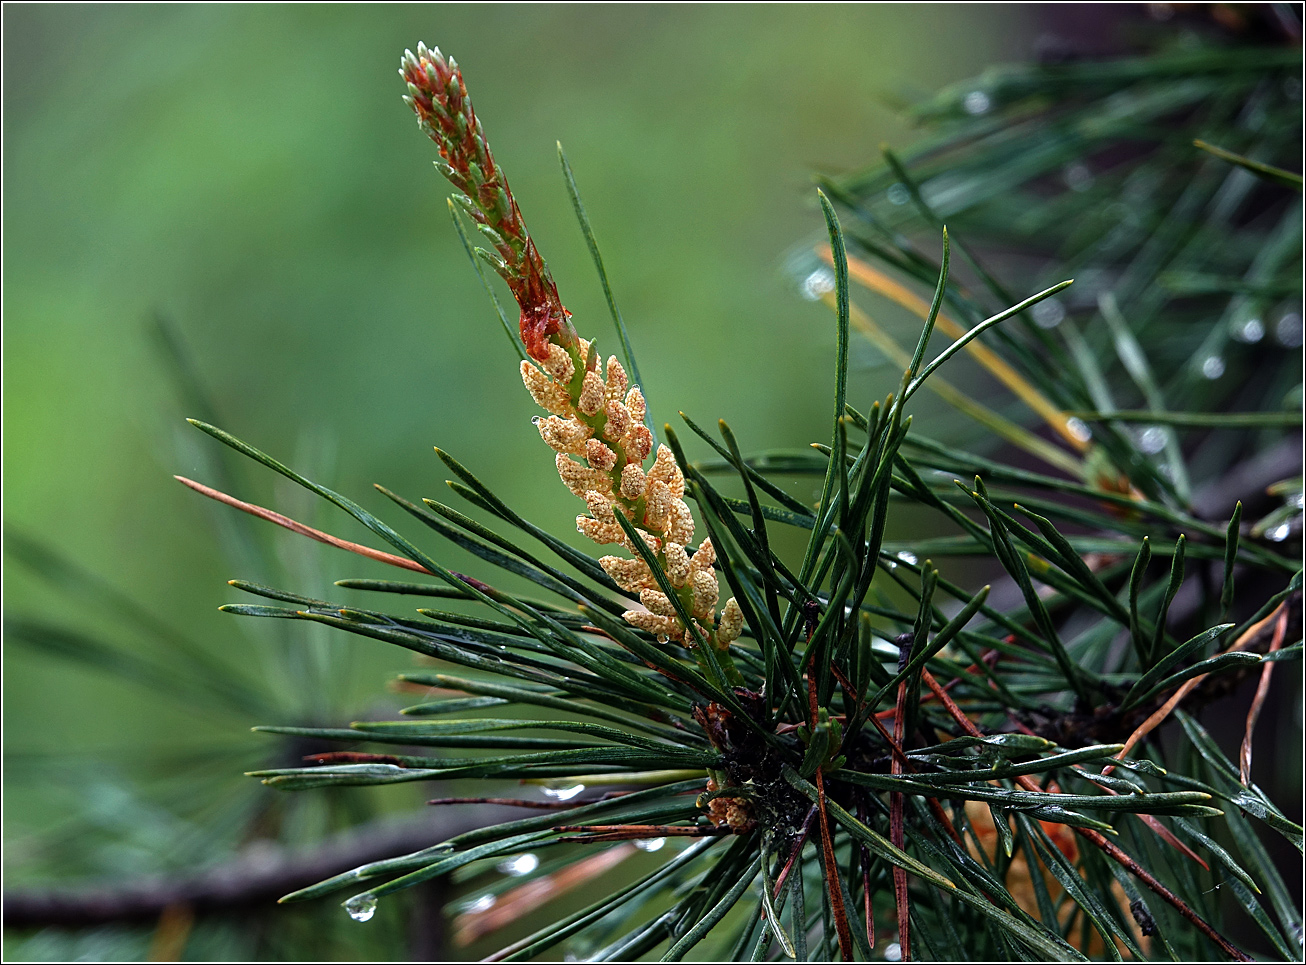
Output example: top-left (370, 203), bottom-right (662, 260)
top-left (4, 3), bottom-right (1035, 833)
top-left (13, 5), bottom-right (1294, 963)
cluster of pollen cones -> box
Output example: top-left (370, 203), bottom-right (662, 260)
top-left (402, 42), bottom-right (743, 651)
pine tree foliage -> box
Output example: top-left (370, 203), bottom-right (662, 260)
top-left (168, 17), bottom-right (1301, 963)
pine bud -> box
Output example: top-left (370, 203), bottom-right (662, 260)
top-left (542, 343), bottom-right (575, 383)
top-left (522, 361), bottom-right (572, 415)
top-left (643, 480), bottom-right (673, 532)
top-left (639, 588), bottom-right (679, 618)
top-left (624, 386), bottom-right (646, 423)
top-left (577, 516), bottom-right (625, 545)
top-left (603, 401), bottom-right (631, 440)
top-left (623, 527), bottom-right (661, 558)
top-left (584, 491), bottom-right (632, 524)
top-left (647, 445), bottom-right (685, 498)
top-left (691, 569), bottom-right (720, 620)
top-left (584, 438), bottom-right (617, 471)
top-left (717, 597), bottom-right (744, 645)
top-left (624, 424), bottom-right (653, 462)
top-left (536, 415), bottom-right (590, 454)
top-left (620, 463), bottom-right (647, 500)
top-left (663, 542), bottom-right (692, 588)
top-left (666, 498), bottom-right (695, 545)
top-left (600, 556), bottom-right (656, 593)
top-left (605, 356), bottom-right (628, 400)
top-left (622, 609), bottom-right (681, 640)
top-left (690, 538), bottom-right (715, 572)
top-left (556, 453), bottom-right (610, 497)
top-left (578, 371), bottom-right (606, 416)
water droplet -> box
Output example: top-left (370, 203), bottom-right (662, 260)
top-left (896, 551), bottom-right (918, 565)
top-left (1066, 417), bottom-right (1092, 443)
top-left (1136, 426), bottom-right (1166, 454)
top-left (1200, 355), bottom-right (1226, 380)
top-left (886, 560), bottom-right (898, 571)
top-left (1063, 163), bottom-right (1094, 193)
top-left (1276, 312), bottom-right (1303, 347)
top-left (1032, 298), bottom-right (1066, 329)
top-left (1233, 317), bottom-right (1265, 343)
top-left (542, 783), bottom-right (586, 801)
top-left (497, 853), bottom-right (539, 876)
top-left (886, 183), bottom-right (910, 206)
top-left (962, 90), bottom-right (991, 115)
top-left (1268, 523), bottom-right (1291, 542)
top-left (634, 837), bottom-right (666, 852)
top-left (885, 942), bottom-right (903, 961)
top-left (801, 268), bottom-right (836, 301)
top-left (468, 893), bottom-right (497, 913)
top-left (531, 416), bottom-right (542, 426)
top-left (345, 894), bottom-right (377, 922)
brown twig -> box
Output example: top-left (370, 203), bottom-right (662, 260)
top-left (921, 669), bottom-right (1251, 961)
top-left (817, 767), bottom-right (855, 960)
top-left (1104, 602), bottom-right (1287, 775)
top-left (863, 695), bottom-right (963, 846)
top-left (556, 824), bottom-right (732, 843)
top-left (1240, 605), bottom-right (1289, 785)
top-left (175, 476), bottom-right (428, 574)
top-left (772, 805), bottom-right (818, 899)
top-left (890, 680), bottom-right (911, 961)
top-left (468, 845), bottom-right (637, 952)
top-left (862, 845), bottom-right (876, 952)
top-left (806, 673), bottom-right (854, 959)
top-left (427, 797), bottom-right (581, 810)
top-left (3, 807), bottom-right (525, 928)
top-left (1009, 714), bottom-right (1210, 871)
top-left (305, 752), bottom-right (403, 766)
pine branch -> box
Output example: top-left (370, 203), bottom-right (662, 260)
top-left (3, 807), bottom-right (523, 928)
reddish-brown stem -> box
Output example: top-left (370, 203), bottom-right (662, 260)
top-left (1240, 605), bottom-right (1288, 785)
top-left (304, 752), bottom-right (403, 766)
top-left (1065, 765), bottom-right (1210, 871)
top-left (816, 767), bottom-right (855, 960)
top-left (476, 846), bottom-right (637, 957)
top-left (862, 854), bottom-right (875, 950)
top-left (772, 806), bottom-right (818, 898)
top-left (427, 797), bottom-right (580, 810)
top-left (1008, 714), bottom-right (1210, 871)
top-left (829, 661), bottom-right (862, 704)
top-left (175, 476), bottom-right (428, 574)
top-left (555, 825), bottom-right (733, 843)
top-left (890, 681), bottom-right (911, 961)
top-left (802, 673), bottom-right (853, 958)
top-left (1105, 602), bottom-right (1286, 775)
top-left (1082, 829), bottom-right (1251, 961)
top-left (921, 669), bottom-right (1250, 961)
top-left (865, 703), bottom-right (962, 845)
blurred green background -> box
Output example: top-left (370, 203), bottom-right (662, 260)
top-left (4, 3), bottom-right (1036, 956)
